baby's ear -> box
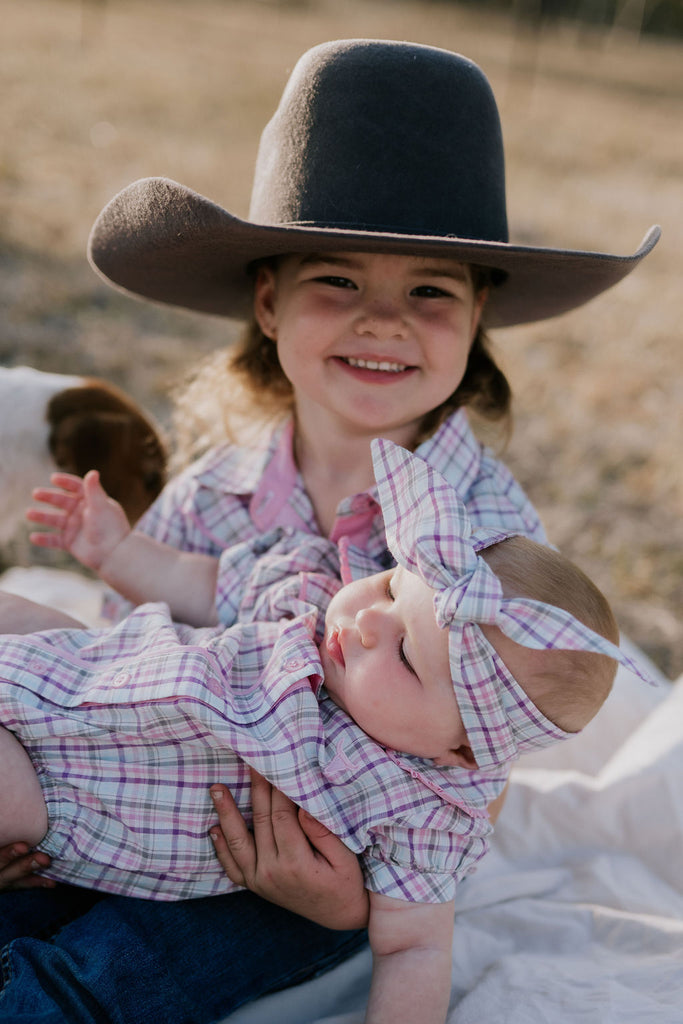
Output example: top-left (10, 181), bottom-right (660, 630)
top-left (433, 744), bottom-right (478, 770)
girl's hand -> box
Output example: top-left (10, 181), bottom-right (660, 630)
top-left (0, 843), bottom-right (55, 891)
top-left (209, 770), bottom-right (369, 931)
top-left (27, 470), bottom-right (130, 572)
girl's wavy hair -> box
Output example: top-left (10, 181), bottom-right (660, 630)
top-left (171, 262), bottom-right (512, 466)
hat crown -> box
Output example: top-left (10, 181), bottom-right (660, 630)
top-left (249, 39), bottom-right (509, 244)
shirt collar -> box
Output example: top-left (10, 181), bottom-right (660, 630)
top-left (192, 410), bottom-right (481, 541)
top-left (414, 409), bottom-right (482, 498)
top-left (193, 423), bottom-right (286, 496)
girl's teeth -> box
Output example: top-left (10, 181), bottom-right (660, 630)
top-left (345, 357), bottom-right (406, 373)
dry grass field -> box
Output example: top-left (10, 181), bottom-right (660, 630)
top-left (1, 0), bottom-right (682, 676)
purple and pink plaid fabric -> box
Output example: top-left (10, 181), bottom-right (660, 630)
top-left (105, 409), bottom-right (547, 625)
top-left (0, 534), bottom-right (499, 905)
top-left (372, 438), bottom-right (659, 771)
top-left (0, 432), bottom-right (656, 904)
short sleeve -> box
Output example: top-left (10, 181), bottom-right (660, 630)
top-left (359, 819), bottom-right (488, 904)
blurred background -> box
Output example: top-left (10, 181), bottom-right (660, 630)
top-left (1, 0), bottom-right (682, 675)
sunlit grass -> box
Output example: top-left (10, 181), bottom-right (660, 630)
top-left (2, 0), bottom-right (682, 674)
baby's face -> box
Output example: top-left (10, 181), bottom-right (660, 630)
top-left (321, 566), bottom-right (472, 766)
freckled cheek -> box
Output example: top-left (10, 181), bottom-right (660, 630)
top-left (421, 323), bottom-right (471, 362)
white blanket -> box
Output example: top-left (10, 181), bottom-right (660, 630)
top-left (2, 569), bottom-right (681, 1023)
top-left (231, 650), bottom-right (683, 1024)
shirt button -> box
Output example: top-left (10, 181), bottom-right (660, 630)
top-left (28, 658), bottom-right (46, 673)
top-left (112, 672), bottom-right (131, 688)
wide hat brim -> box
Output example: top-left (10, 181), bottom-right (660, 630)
top-left (88, 176), bottom-right (659, 328)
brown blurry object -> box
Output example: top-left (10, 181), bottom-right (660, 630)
top-left (47, 379), bottom-right (167, 525)
top-left (0, 367), bottom-right (167, 545)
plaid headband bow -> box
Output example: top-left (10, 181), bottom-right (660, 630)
top-left (371, 439), bottom-right (659, 771)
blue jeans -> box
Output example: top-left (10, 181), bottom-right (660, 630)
top-left (0, 887), bottom-right (368, 1023)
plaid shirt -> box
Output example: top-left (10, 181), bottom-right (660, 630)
top-left (108, 409), bottom-right (546, 626)
top-left (6, 411), bottom-right (545, 903)
top-left (3, 526), bottom-right (511, 905)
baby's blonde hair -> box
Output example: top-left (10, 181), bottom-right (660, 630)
top-left (480, 537), bottom-right (618, 733)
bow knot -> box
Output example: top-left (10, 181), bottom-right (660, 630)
top-left (435, 558), bottom-right (503, 630)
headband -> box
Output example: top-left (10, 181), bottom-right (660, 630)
top-left (371, 438), bottom-right (659, 770)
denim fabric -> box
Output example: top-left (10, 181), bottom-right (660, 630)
top-left (0, 888), bottom-right (368, 1023)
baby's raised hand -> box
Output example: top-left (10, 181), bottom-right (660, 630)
top-left (27, 470), bottom-right (131, 572)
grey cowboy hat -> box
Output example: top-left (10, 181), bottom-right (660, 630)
top-left (88, 38), bottom-right (659, 328)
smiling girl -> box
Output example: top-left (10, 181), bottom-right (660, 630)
top-left (0, 37), bottom-right (657, 1024)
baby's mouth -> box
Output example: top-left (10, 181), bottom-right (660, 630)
top-left (341, 357), bottom-right (410, 374)
top-left (326, 627), bottom-right (345, 668)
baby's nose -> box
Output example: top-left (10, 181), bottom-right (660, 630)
top-left (355, 606), bottom-right (383, 648)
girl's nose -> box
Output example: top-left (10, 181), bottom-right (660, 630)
top-left (354, 298), bottom-right (407, 341)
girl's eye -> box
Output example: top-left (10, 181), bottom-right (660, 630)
top-left (411, 284), bottom-right (452, 299)
top-left (315, 275), bottom-right (356, 289)
top-left (386, 578), bottom-right (396, 601)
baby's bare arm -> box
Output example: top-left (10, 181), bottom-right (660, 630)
top-left (366, 892), bottom-right (455, 1024)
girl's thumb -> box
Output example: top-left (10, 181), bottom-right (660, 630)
top-left (298, 807), bottom-right (333, 843)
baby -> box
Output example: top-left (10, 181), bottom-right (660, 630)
top-left (2, 439), bottom-right (655, 1023)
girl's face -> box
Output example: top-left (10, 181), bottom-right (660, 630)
top-left (253, 251), bottom-right (487, 447)
top-left (320, 566), bottom-right (475, 768)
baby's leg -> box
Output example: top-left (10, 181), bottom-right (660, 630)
top-left (0, 591), bottom-right (85, 633)
top-left (0, 724), bottom-right (48, 846)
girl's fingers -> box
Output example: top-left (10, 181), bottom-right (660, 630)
top-left (267, 782), bottom-right (312, 857)
top-left (26, 508), bottom-right (69, 528)
top-left (297, 808), bottom-right (354, 869)
top-left (0, 842), bottom-right (30, 869)
top-left (28, 531), bottom-right (67, 550)
top-left (28, 491), bottom-right (78, 514)
top-left (48, 472), bottom-right (85, 492)
top-left (247, 768), bottom-right (278, 857)
top-left (209, 784), bottom-right (255, 886)
top-left (0, 845), bottom-right (54, 891)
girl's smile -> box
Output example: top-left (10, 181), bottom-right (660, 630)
top-left (333, 354), bottom-right (417, 385)
top-left (253, 250), bottom-right (487, 448)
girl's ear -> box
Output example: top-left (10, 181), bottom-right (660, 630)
top-left (470, 286), bottom-right (489, 341)
top-left (253, 265), bottom-right (278, 341)
top-left (433, 744), bottom-right (479, 770)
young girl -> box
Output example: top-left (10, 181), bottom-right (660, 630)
top-left (2, 440), bottom-right (655, 1024)
top-left (0, 38), bottom-right (658, 1024)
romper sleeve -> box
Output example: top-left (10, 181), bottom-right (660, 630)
top-left (359, 814), bottom-right (489, 904)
